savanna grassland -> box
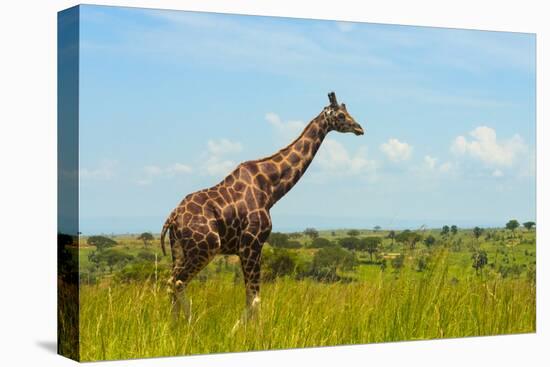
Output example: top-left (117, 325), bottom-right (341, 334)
top-left (72, 224), bottom-right (536, 361)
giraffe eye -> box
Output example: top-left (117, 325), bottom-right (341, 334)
top-left (337, 113), bottom-right (345, 120)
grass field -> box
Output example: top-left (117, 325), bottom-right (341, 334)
top-left (74, 228), bottom-right (536, 361)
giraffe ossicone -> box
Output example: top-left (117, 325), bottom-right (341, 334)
top-left (160, 92), bottom-right (365, 327)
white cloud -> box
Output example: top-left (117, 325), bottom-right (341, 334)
top-left (138, 162), bottom-right (193, 185)
top-left (207, 138), bottom-right (242, 155)
top-left (203, 138), bottom-right (243, 177)
top-left (380, 138), bottom-right (413, 162)
top-left (315, 139), bottom-right (377, 177)
top-left (80, 160), bottom-right (117, 180)
top-left (265, 112), bottom-right (306, 141)
top-left (424, 155), bottom-right (437, 169)
top-left (451, 126), bottom-right (526, 167)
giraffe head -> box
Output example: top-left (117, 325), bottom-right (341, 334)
top-left (324, 92), bottom-right (364, 136)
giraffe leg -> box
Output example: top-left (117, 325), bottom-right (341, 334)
top-left (169, 231), bottom-right (221, 324)
top-left (232, 240), bottom-right (262, 332)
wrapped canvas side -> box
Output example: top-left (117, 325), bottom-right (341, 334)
top-left (57, 5), bottom-right (80, 362)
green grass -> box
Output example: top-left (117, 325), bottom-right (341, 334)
top-left (78, 250), bottom-right (535, 361)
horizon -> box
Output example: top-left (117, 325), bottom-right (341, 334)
top-left (74, 5), bottom-right (536, 236)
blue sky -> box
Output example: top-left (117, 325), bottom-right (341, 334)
top-left (77, 5), bottom-right (536, 234)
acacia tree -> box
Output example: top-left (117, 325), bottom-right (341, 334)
top-left (506, 219), bottom-right (520, 236)
top-left (87, 235), bottom-right (117, 252)
top-left (523, 221), bottom-right (536, 231)
top-left (471, 249), bottom-right (488, 275)
top-left (473, 227), bottom-right (484, 240)
top-left (304, 228), bottom-right (319, 239)
top-left (362, 237), bottom-right (382, 262)
top-left (450, 225), bottom-right (458, 236)
top-left (373, 225), bottom-right (382, 232)
top-left (387, 230), bottom-right (396, 246)
top-left (441, 225), bottom-right (450, 237)
top-left (137, 232), bottom-right (154, 248)
top-left (396, 230), bottom-right (423, 250)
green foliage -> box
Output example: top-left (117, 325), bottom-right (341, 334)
top-left (506, 219), bottom-right (520, 232)
top-left (471, 249), bottom-right (488, 275)
top-left (312, 247), bottom-right (358, 271)
top-left (268, 232), bottom-right (290, 248)
top-left (523, 221), bottom-right (535, 231)
top-left (137, 250), bottom-right (156, 262)
top-left (309, 237), bottom-right (335, 248)
top-left (114, 262), bottom-right (163, 283)
top-left (441, 225), bottom-right (450, 236)
top-left (304, 228), bottom-right (319, 239)
top-left (373, 225), bottom-right (382, 232)
top-left (391, 254), bottom-right (405, 271)
top-left (262, 248), bottom-right (298, 281)
top-left (423, 235), bottom-right (436, 248)
top-left (137, 232), bottom-right (154, 247)
top-left (362, 237), bottom-right (382, 261)
top-left (395, 230), bottom-right (422, 250)
top-left (473, 227), bottom-right (484, 239)
top-left (450, 225), bottom-right (458, 235)
top-left (338, 236), bottom-right (361, 251)
top-left (347, 229), bottom-right (360, 237)
top-left (87, 235), bottom-right (117, 252)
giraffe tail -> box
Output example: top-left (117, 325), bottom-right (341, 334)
top-left (160, 215), bottom-right (172, 257)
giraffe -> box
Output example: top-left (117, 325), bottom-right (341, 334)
top-left (160, 92), bottom-right (364, 327)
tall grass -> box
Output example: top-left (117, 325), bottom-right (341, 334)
top-left (79, 251), bottom-right (535, 361)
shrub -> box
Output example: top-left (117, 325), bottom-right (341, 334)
top-left (262, 248), bottom-right (298, 281)
top-left (338, 237), bottom-right (361, 251)
top-left (309, 237), bottom-right (335, 248)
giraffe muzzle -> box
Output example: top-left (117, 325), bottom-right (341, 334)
top-left (353, 125), bottom-right (365, 136)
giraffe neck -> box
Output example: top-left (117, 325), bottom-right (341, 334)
top-left (261, 112), bottom-right (329, 206)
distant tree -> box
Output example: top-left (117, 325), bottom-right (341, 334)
top-left (268, 232), bottom-right (290, 248)
top-left (87, 235), bottom-right (117, 252)
top-left (310, 237), bottom-right (334, 248)
top-left (387, 230), bottom-right (396, 246)
top-left (471, 249), bottom-right (488, 275)
top-left (362, 237), bottom-right (382, 261)
top-left (473, 227), bottom-right (484, 240)
top-left (331, 231), bottom-right (336, 236)
top-left (396, 230), bottom-right (423, 250)
top-left (347, 229), bottom-right (360, 237)
top-left (506, 219), bottom-right (520, 233)
top-left (373, 225), bottom-right (382, 232)
top-left (137, 232), bottom-right (154, 248)
top-left (339, 236), bottom-right (361, 251)
top-left (450, 225), bottom-right (458, 236)
top-left (424, 235), bottom-right (436, 248)
top-left (523, 221), bottom-right (536, 231)
top-left (304, 228), bottom-right (319, 239)
top-left (441, 225), bottom-right (450, 236)
top-left (312, 247), bottom-right (358, 272)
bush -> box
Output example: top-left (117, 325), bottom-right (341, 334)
top-left (338, 237), bottom-right (361, 251)
top-left (312, 247), bottom-right (358, 272)
top-left (137, 250), bottom-right (156, 262)
top-left (114, 262), bottom-right (167, 283)
top-left (262, 248), bottom-right (298, 281)
top-left (268, 232), bottom-right (290, 248)
top-left (309, 237), bottom-right (335, 248)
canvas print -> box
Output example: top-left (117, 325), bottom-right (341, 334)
top-left (57, 4), bottom-right (536, 362)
